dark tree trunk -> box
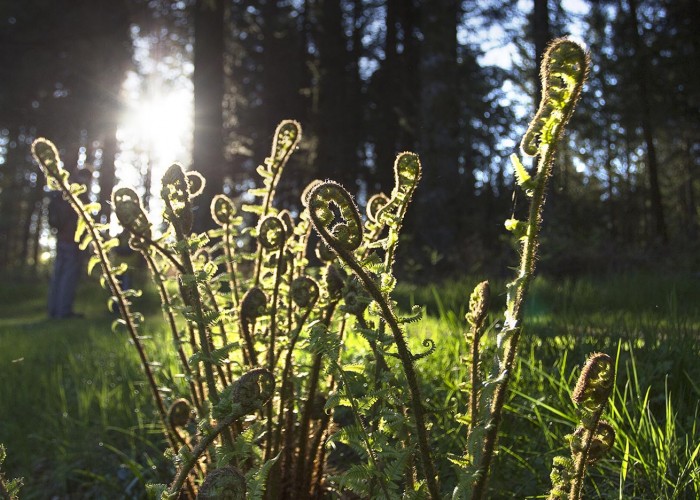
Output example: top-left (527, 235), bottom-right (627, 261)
top-left (627, 0), bottom-right (668, 244)
top-left (98, 126), bottom-right (118, 224)
top-left (533, 0), bottom-right (551, 104)
top-left (19, 185), bottom-right (42, 269)
top-left (415, 0), bottom-right (460, 254)
top-left (312, 0), bottom-right (356, 189)
top-left (399, 0), bottom-right (420, 154)
top-left (373, 0), bottom-right (399, 191)
top-left (32, 200), bottom-right (43, 272)
top-left (604, 134), bottom-right (617, 239)
top-left (683, 137), bottom-right (697, 239)
top-left (193, 0), bottom-right (226, 232)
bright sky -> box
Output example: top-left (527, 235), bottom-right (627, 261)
top-left (477, 0), bottom-right (590, 69)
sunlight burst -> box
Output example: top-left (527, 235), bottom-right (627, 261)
top-left (115, 79), bottom-right (193, 231)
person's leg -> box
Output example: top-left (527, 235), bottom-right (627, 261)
top-left (56, 242), bottom-right (81, 317)
top-left (47, 245), bottom-right (65, 318)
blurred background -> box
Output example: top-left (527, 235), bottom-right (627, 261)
top-left (1, 0), bottom-right (698, 280)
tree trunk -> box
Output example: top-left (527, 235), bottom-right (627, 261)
top-left (533, 0), bottom-right (551, 105)
top-left (98, 126), bottom-right (118, 224)
top-left (312, 0), bottom-right (356, 189)
top-left (683, 137), bottom-right (697, 239)
top-left (604, 134), bottom-right (617, 239)
top-left (373, 0), bottom-right (399, 191)
top-left (416, 0), bottom-right (460, 255)
top-left (627, 0), bottom-right (668, 244)
top-left (193, 0), bottom-right (226, 232)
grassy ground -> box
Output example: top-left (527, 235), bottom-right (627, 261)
top-left (0, 276), bottom-right (179, 498)
top-left (397, 273), bottom-right (700, 498)
top-left (1, 272), bottom-right (699, 498)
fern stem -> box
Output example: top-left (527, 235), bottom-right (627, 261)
top-left (274, 304), bottom-right (316, 455)
top-left (293, 300), bottom-right (338, 498)
top-left (202, 282), bottom-right (233, 385)
top-left (264, 243), bottom-right (287, 462)
top-left (332, 357), bottom-right (392, 500)
top-left (57, 184), bottom-right (178, 453)
top-left (467, 322), bottom-right (483, 437)
top-left (471, 144), bottom-right (554, 499)
top-left (302, 315), bottom-right (348, 496)
top-left (143, 251), bottom-right (203, 414)
top-left (169, 220), bottom-right (221, 405)
top-left (568, 407), bottom-right (606, 500)
top-left (224, 223), bottom-right (241, 308)
top-left (339, 251), bottom-right (439, 499)
top-left (252, 164), bottom-right (284, 287)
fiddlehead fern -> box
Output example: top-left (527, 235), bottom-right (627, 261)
top-left (375, 152), bottom-right (421, 276)
top-left (470, 39), bottom-right (589, 500)
top-left (112, 187), bottom-right (152, 248)
top-left (307, 180), bottom-right (439, 499)
top-left (186, 170), bottom-right (205, 198)
top-left (290, 275), bottom-right (320, 309)
top-left (366, 192), bottom-right (390, 223)
top-left (32, 139), bottom-right (66, 190)
top-left (256, 214), bottom-right (289, 459)
top-left (161, 163), bottom-right (224, 407)
top-left (410, 338), bottom-right (436, 362)
top-left (166, 369), bottom-right (275, 499)
top-left (257, 215), bottom-right (287, 251)
top-left (214, 367), bottom-right (276, 419)
top-left (548, 353), bottom-right (615, 500)
top-left (564, 353), bottom-right (615, 500)
top-left (161, 163), bottom-right (194, 235)
top-left (269, 120), bottom-right (302, 174)
top-left (306, 181), bottom-right (364, 253)
top-left (32, 138), bottom-right (180, 456)
top-left (340, 276), bottom-right (371, 317)
top-left (240, 287), bottom-right (268, 326)
top-left (521, 39), bottom-right (589, 159)
top-left (211, 194), bottom-right (241, 308)
top-left (249, 121), bottom-right (302, 284)
top-left (239, 287), bottom-right (266, 367)
top-left (465, 281), bottom-right (490, 437)
top-left (211, 193), bottom-right (237, 226)
top-left (316, 241), bottom-right (336, 263)
top-left (113, 186), bottom-right (205, 414)
top-left (167, 398), bottom-right (192, 430)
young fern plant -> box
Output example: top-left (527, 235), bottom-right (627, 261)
top-left (452, 38), bottom-right (592, 499)
top-left (0, 445), bottom-right (22, 500)
top-left (306, 154), bottom-right (440, 499)
top-left (549, 353), bottom-right (616, 500)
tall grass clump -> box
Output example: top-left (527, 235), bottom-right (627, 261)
top-left (21, 38), bottom-right (627, 498)
top-left (497, 336), bottom-right (700, 499)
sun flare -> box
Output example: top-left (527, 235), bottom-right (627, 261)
top-left (115, 81), bottom-right (192, 231)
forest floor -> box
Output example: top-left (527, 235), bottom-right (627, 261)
top-left (1, 272), bottom-right (699, 498)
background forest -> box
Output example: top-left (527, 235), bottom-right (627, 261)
top-left (1, 0), bottom-right (699, 278)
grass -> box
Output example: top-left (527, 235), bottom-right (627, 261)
top-left (0, 275), bottom-right (182, 498)
top-left (397, 272), bottom-right (700, 498)
top-left (2, 272), bottom-right (699, 498)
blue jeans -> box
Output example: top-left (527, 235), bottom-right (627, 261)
top-left (48, 241), bottom-right (84, 318)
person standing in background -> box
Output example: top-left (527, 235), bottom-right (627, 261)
top-left (47, 168), bottom-right (92, 319)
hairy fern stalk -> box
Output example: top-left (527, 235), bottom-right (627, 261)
top-left (29, 38), bottom-right (616, 499)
